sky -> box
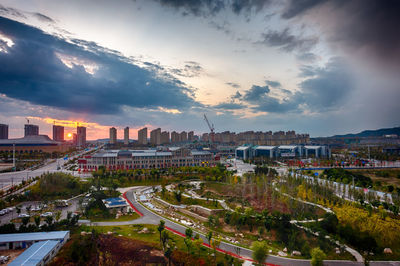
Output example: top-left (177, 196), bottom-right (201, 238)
top-left (0, 0), bottom-right (399, 140)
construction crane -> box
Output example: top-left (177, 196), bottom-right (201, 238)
top-left (203, 114), bottom-right (215, 143)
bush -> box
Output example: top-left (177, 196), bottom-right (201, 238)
top-left (311, 247), bottom-right (326, 266)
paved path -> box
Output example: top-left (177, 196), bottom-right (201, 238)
top-left (122, 187), bottom-right (391, 266)
top-left (83, 186), bottom-right (399, 266)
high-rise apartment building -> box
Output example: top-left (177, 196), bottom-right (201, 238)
top-left (24, 124), bottom-right (39, 136)
top-left (180, 131), bottom-right (188, 142)
top-left (109, 127), bottom-right (117, 144)
top-left (72, 133), bottom-right (77, 145)
top-left (150, 128), bottom-right (161, 145)
top-left (52, 125), bottom-right (64, 141)
top-left (124, 127), bottom-right (129, 145)
top-left (0, 124), bottom-right (8, 139)
top-left (188, 131), bottom-right (194, 141)
top-left (161, 131), bottom-right (170, 144)
top-left (171, 131), bottom-right (180, 143)
top-left (138, 127), bottom-right (148, 145)
top-left (77, 126), bottom-right (86, 147)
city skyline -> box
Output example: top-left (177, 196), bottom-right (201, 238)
top-left (0, 1), bottom-right (399, 139)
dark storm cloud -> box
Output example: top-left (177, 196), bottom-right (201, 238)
top-left (213, 102), bottom-right (244, 110)
top-left (283, 0), bottom-right (400, 68)
top-left (32, 13), bottom-right (55, 23)
top-left (242, 84), bottom-right (270, 102)
top-left (155, 0), bottom-right (225, 17)
top-left (219, 58), bottom-right (353, 113)
top-left (258, 28), bottom-right (318, 52)
top-left (296, 57), bottom-right (353, 111)
top-left (281, 0), bottom-right (327, 19)
top-left (154, 0), bottom-right (272, 17)
top-left (0, 16), bottom-right (197, 115)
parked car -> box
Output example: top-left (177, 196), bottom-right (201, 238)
top-left (0, 210), bottom-right (6, 216)
top-left (18, 213), bottom-right (30, 218)
top-left (40, 212), bottom-right (53, 217)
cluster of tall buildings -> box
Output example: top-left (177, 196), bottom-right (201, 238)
top-left (111, 127), bottom-right (195, 146)
top-left (0, 123), bottom-right (86, 147)
top-left (202, 130), bottom-right (309, 146)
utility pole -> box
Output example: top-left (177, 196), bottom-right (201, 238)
top-left (13, 142), bottom-right (15, 171)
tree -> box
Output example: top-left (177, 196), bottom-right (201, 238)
top-left (45, 215), bottom-right (53, 226)
top-left (21, 216), bottom-right (30, 227)
top-left (164, 246), bottom-right (173, 266)
top-left (158, 220), bottom-right (165, 244)
top-left (161, 230), bottom-right (169, 250)
top-left (34, 216), bottom-right (41, 229)
top-left (311, 247), bottom-right (326, 266)
top-left (185, 228), bottom-right (193, 239)
top-left (251, 241), bottom-right (268, 266)
top-left (55, 211), bottom-right (62, 222)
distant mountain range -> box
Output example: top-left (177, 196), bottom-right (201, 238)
top-left (329, 127), bottom-right (400, 138)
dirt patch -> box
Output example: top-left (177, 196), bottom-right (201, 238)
top-left (0, 249), bottom-right (25, 265)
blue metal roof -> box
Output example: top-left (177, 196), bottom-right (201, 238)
top-left (9, 240), bottom-right (59, 266)
top-left (0, 231), bottom-right (69, 243)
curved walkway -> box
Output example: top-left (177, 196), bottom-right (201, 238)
top-left (88, 186), bottom-right (396, 266)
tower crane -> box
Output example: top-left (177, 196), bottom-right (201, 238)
top-left (203, 114), bottom-right (215, 143)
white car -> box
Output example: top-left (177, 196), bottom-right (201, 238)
top-left (18, 213), bottom-right (30, 218)
top-left (0, 210), bottom-right (6, 216)
top-left (40, 212), bottom-right (53, 217)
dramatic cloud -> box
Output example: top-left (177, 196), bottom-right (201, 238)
top-left (265, 80), bottom-right (281, 88)
top-left (213, 102), bottom-right (244, 110)
top-left (170, 61), bottom-right (204, 77)
top-left (154, 0), bottom-right (272, 17)
top-left (296, 57), bottom-right (354, 111)
top-left (282, 0), bottom-right (400, 68)
top-left (281, 0), bottom-right (326, 19)
top-left (226, 82), bottom-right (241, 89)
top-left (220, 58), bottom-right (353, 114)
top-left (0, 4), bottom-right (25, 18)
top-left (258, 28), bottom-right (318, 52)
top-left (0, 16), bottom-right (197, 115)
top-left (32, 12), bottom-right (55, 23)
top-left (242, 84), bottom-right (270, 102)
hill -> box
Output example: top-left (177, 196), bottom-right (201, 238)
top-left (330, 127), bottom-right (400, 138)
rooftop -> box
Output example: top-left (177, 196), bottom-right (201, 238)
top-left (236, 146), bottom-right (250, 150)
top-left (0, 135), bottom-right (61, 145)
top-left (0, 231), bottom-right (69, 243)
top-left (278, 145), bottom-right (298, 149)
top-left (255, 146), bottom-right (276, 150)
top-left (9, 240), bottom-right (59, 266)
top-left (304, 146), bottom-right (322, 149)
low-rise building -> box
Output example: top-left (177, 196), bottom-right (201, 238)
top-left (0, 135), bottom-right (70, 153)
top-left (9, 240), bottom-right (63, 266)
top-left (79, 148), bottom-right (214, 171)
top-left (0, 231), bottom-right (69, 250)
top-left (235, 145), bottom-right (329, 159)
top-left (102, 197), bottom-right (129, 212)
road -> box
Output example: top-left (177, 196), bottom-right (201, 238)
top-left (118, 187), bottom-right (396, 266)
top-left (0, 147), bottom-right (99, 192)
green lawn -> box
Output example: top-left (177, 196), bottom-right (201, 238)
top-left (158, 191), bottom-right (223, 209)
